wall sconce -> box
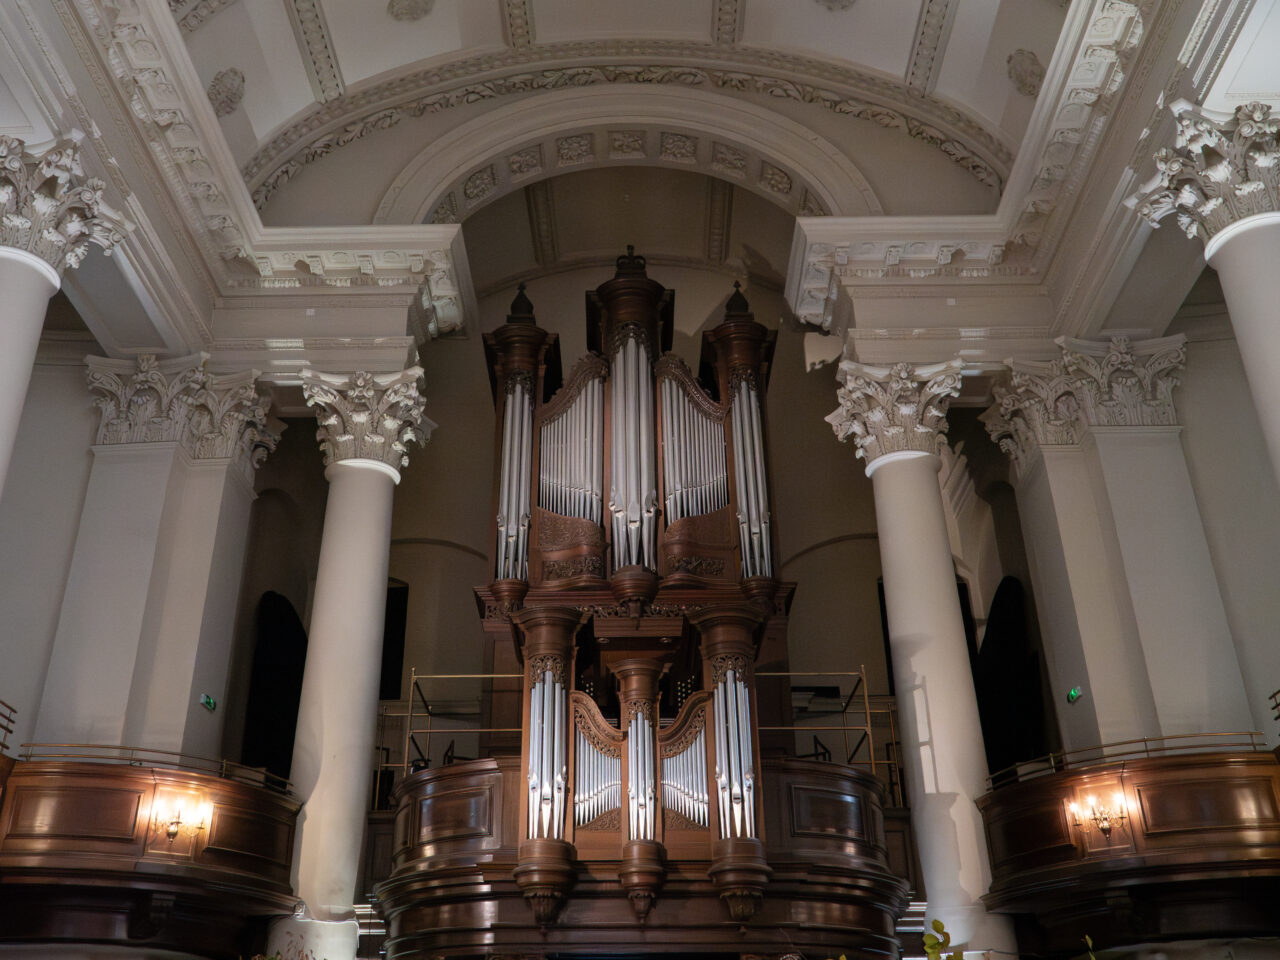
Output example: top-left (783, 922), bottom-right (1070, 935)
top-left (1069, 792), bottom-right (1128, 839)
top-left (153, 800), bottom-right (212, 843)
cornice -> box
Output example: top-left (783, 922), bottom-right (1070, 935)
top-left (58, 0), bottom-right (476, 333)
top-left (784, 0), bottom-right (1159, 332)
top-left (241, 41), bottom-right (1014, 203)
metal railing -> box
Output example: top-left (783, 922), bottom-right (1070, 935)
top-left (378, 669), bottom-right (522, 779)
top-left (1272, 689), bottom-right (1280, 733)
top-left (0, 699), bottom-right (15, 755)
top-left (756, 668), bottom-right (904, 807)
top-left (986, 730), bottom-right (1269, 790)
top-left (19, 742), bottom-right (292, 792)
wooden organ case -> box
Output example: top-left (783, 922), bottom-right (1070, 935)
top-left (377, 251), bottom-right (908, 959)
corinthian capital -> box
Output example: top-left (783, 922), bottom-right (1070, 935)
top-left (1059, 335), bottom-right (1185, 427)
top-left (1132, 101), bottom-right (1280, 244)
top-left (981, 357), bottom-right (1084, 482)
top-left (0, 137), bottom-right (128, 276)
top-left (86, 354), bottom-right (278, 484)
top-left (301, 367), bottom-right (433, 473)
top-left (826, 359), bottom-right (962, 466)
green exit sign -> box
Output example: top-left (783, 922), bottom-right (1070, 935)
top-left (200, 694), bottom-right (217, 712)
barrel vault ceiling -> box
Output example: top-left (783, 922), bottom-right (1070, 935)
top-left (0, 0), bottom-right (1271, 376)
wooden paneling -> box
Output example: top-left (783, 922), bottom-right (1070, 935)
top-left (977, 752), bottom-right (1280, 955)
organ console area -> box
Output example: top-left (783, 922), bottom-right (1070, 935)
top-left (375, 250), bottom-right (909, 959)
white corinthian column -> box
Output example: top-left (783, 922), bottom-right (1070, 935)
top-left (1133, 100), bottom-right (1280, 490)
top-left (827, 360), bottom-right (1015, 956)
top-left (271, 368), bottom-right (434, 960)
top-left (0, 136), bottom-right (126, 501)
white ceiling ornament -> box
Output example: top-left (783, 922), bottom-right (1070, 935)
top-left (1006, 49), bottom-right (1044, 98)
top-left (815, 0), bottom-right (858, 10)
top-left (387, 0), bottom-right (435, 21)
top-left (369, 88), bottom-right (882, 226)
top-left (206, 67), bottom-right (244, 117)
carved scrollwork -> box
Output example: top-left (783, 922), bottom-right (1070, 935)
top-left (659, 693), bottom-right (710, 757)
top-left (668, 556), bottom-right (726, 577)
top-left (537, 354), bottom-right (609, 425)
top-left (655, 354), bottom-right (727, 421)
top-left (528, 654), bottom-right (565, 686)
top-left (543, 555), bottom-right (605, 580)
top-left (571, 691), bottom-right (623, 755)
top-left (710, 653), bottom-right (750, 684)
top-left (536, 509), bottom-right (605, 550)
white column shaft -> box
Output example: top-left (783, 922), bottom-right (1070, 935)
top-left (0, 250), bottom-right (58, 504)
top-left (1087, 427), bottom-right (1251, 735)
top-left (1208, 218), bottom-right (1280, 494)
top-left (868, 451), bottom-right (1015, 954)
top-left (291, 460), bottom-right (396, 920)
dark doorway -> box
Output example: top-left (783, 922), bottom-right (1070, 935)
top-left (380, 579), bottom-right (409, 701)
top-left (240, 591), bottom-right (308, 782)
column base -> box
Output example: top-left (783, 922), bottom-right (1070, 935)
top-left (926, 901), bottom-right (1017, 958)
top-left (266, 914), bottom-right (360, 960)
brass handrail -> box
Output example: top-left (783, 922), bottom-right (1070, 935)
top-left (986, 730), bottom-right (1268, 789)
top-left (0, 699), bottom-right (15, 755)
top-left (19, 742), bottom-right (292, 791)
top-left (395, 670), bottom-right (523, 776)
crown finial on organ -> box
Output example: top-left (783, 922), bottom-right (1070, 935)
top-left (507, 282), bottom-right (536, 324)
top-left (724, 280), bottom-right (752, 319)
top-left (614, 244), bottom-right (648, 278)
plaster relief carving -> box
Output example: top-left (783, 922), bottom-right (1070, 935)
top-left (982, 335), bottom-right (1186, 481)
top-left (431, 193), bottom-right (458, 224)
top-left (1006, 49), bottom-right (1045, 97)
top-left (206, 68), bottom-right (244, 117)
top-left (463, 165), bottom-right (498, 203)
top-left (246, 56), bottom-right (1007, 207)
top-left (387, 0), bottom-right (434, 21)
top-left (289, 0), bottom-right (345, 103)
top-left (714, 0), bottom-right (742, 45)
top-left (301, 367), bottom-right (431, 471)
top-left (507, 145), bottom-right (543, 178)
top-left (556, 134), bottom-right (593, 165)
top-left (816, 0), bottom-right (858, 9)
top-left (1133, 101), bottom-right (1280, 244)
top-left (660, 133), bottom-right (697, 162)
top-left (0, 136), bottom-right (128, 276)
top-left (503, 0), bottom-right (533, 47)
top-left (906, 0), bottom-right (955, 94)
top-left (711, 142), bottom-right (746, 176)
top-left (86, 353), bottom-right (277, 484)
top-left (827, 359), bottom-right (962, 465)
top-left (760, 162), bottom-right (792, 195)
top-left (173, 0), bottom-right (239, 32)
top-left (610, 130), bottom-right (646, 157)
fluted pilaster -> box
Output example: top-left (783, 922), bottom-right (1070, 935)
top-left (826, 359), bottom-right (962, 470)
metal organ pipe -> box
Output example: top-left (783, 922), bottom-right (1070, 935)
top-left (713, 668), bottom-right (756, 840)
top-left (573, 729), bottom-right (621, 826)
top-left (658, 369), bottom-right (728, 524)
top-left (731, 381), bottom-right (771, 578)
top-left (526, 668), bottom-right (567, 840)
top-left (660, 726), bottom-right (708, 827)
top-left (538, 370), bottom-right (605, 524)
top-left (609, 335), bottom-right (657, 570)
top-left (626, 708), bottom-right (656, 840)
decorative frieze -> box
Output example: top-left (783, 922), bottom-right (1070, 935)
top-left (0, 136), bottom-right (127, 276)
top-left (826, 359), bottom-right (962, 466)
top-left (982, 335), bottom-right (1186, 481)
top-left (1133, 101), bottom-right (1280, 244)
top-left (86, 354), bottom-right (277, 484)
top-left (301, 367), bottom-right (431, 472)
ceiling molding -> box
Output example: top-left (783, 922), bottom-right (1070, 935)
top-left (368, 89), bottom-right (874, 227)
top-left (241, 40), bottom-right (1015, 202)
top-left (905, 0), bottom-right (958, 96)
top-left (713, 0), bottom-right (743, 46)
top-left (285, 0), bottom-right (345, 104)
top-left (525, 180), bottom-right (558, 267)
top-left (503, 0), bottom-right (533, 48)
top-left (172, 0), bottom-right (238, 33)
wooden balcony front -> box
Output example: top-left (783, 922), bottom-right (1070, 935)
top-left (0, 746), bottom-right (300, 959)
top-left (377, 755), bottom-right (908, 960)
top-left (977, 735), bottom-right (1280, 956)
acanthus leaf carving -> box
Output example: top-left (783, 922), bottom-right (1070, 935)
top-left (1132, 100), bottom-right (1280, 244)
top-left (301, 367), bottom-right (431, 472)
top-left (0, 136), bottom-right (129, 276)
top-left (86, 353), bottom-right (277, 485)
top-left (826, 359), bottom-right (962, 466)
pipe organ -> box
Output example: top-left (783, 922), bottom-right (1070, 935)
top-left (380, 252), bottom-right (908, 960)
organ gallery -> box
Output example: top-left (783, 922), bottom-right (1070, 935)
top-left (376, 251), bottom-right (907, 957)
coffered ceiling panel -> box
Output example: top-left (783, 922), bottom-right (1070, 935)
top-left (741, 0), bottom-right (919, 80)
top-left (532, 0), bottom-right (716, 43)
